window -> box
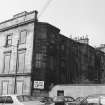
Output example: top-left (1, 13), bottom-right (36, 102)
top-left (6, 34), bottom-right (12, 47)
top-left (61, 60), bottom-right (65, 68)
top-left (18, 50), bottom-right (26, 73)
top-left (19, 30), bottom-right (27, 44)
top-left (35, 61), bottom-right (41, 68)
top-left (61, 44), bottom-right (65, 51)
top-left (49, 56), bottom-right (54, 70)
top-left (3, 53), bottom-right (11, 73)
top-left (35, 53), bottom-right (43, 68)
top-left (17, 95), bottom-right (37, 102)
top-left (2, 81), bottom-right (9, 95)
top-left (57, 90), bottom-right (64, 96)
top-left (16, 81), bottom-right (23, 95)
top-left (35, 53), bottom-right (46, 68)
top-left (41, 46), bottom-right (46, 53)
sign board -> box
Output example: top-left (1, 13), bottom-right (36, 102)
top-left (34, 81), bottom-right (44, 89)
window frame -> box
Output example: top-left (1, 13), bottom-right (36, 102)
top-left (3, 53), bottom-right (11, 74)
top-left (16, 81), bottom-right (24, 95)
top-left (17, 50), bottom-right (26, 73)
top-left (6, 34), bottom-right (12, 47)
top-left (35, 53), bottom-right (46, 68)
top-left (19, 30), bottom-right (27, 44)
top-left (57, 90), bottom-right (64, 96)
top-left (2, 80), bottom-right (9, 95)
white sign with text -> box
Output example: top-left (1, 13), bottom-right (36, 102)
top-left (34, 81), bottom-right (44, 89)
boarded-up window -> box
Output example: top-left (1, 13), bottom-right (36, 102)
top-left (19, 30), bottom-right (27, 44)
top-left (18, 50), bottom-right (25, 73)
top-left (2, 81), bottom-right (9, 95)
top-left (4, 53), bottom-right (11, 73)
top-left (16, 81), bottom-right (23, 95)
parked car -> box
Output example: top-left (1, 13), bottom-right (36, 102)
top-left (53, 96), bottom-right (65, 105)
top-left (0, 94), bottom-right (45, 105)
top-left (53, 96), bottom-right (75, 105)
top-left (53, 96), bottom-right (65, 102)
top-left (79, 94), bottom-right (105, 105)
top-left (53, 96), bottom-right (75, 102)
top-left (65, 96), bottom-right (75, 105)
top-left (38, 96), bottom-right (54, 105)
top-left (64, 96), bottom-right (75, 102)
top-left (67, 97), bottom-right (84, 105)
top-left (75, 97), bottom-right (84, 103)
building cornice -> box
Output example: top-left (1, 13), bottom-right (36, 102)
top-left (0, 10), bottom-right (36, 32)
top-left (0, 19), bottom-right (35, 32)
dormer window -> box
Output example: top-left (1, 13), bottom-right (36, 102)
top-left (19, 30), bottom-right (27, 44)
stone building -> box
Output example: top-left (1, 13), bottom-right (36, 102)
top-left (0, 10), bottom-right (60, 96)
top-left (0, 10), bottom-right (105, 96)
top-left (55, 35), bottom-right (105, 84)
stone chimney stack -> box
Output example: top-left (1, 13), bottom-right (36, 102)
top-left (35, 10), bottom-right (38, 21)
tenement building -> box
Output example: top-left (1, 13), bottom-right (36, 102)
top-left (0, 10), bottom-right (60, 96)
top-left (0, 10), bottom-right (105, 96)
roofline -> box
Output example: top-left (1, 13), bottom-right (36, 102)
top-left (0, 10), bottom-right (36, 25)
top-left (0, 19), bottom-right (35, 32)
top-left (38, 22), bottom-right (60, 33)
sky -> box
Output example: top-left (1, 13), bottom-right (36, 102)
top-left (0, 0), bottom-right (105, 47)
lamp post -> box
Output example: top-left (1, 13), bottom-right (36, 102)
top-left (14, 40), bottom-right (19, 94)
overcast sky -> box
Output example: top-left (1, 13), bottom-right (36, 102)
top-left (0, 0), bottom-right (105, 47)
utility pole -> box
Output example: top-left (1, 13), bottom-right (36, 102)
top-left (14, 40), bottom-right (19, 94)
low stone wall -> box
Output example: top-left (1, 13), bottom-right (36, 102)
top-left (49, 84), bottom-right (105, 98)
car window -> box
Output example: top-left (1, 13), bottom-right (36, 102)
top-left (23, 96), bottom-right (34, 101)
top-left (65, 97), bottom-right (75, 102)
top-left (81, 97), bottom-right (99, 105)
top-left (76, 97), bottom-right (84, 102)
top-left (17, 95), bottom-right (23, 102)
